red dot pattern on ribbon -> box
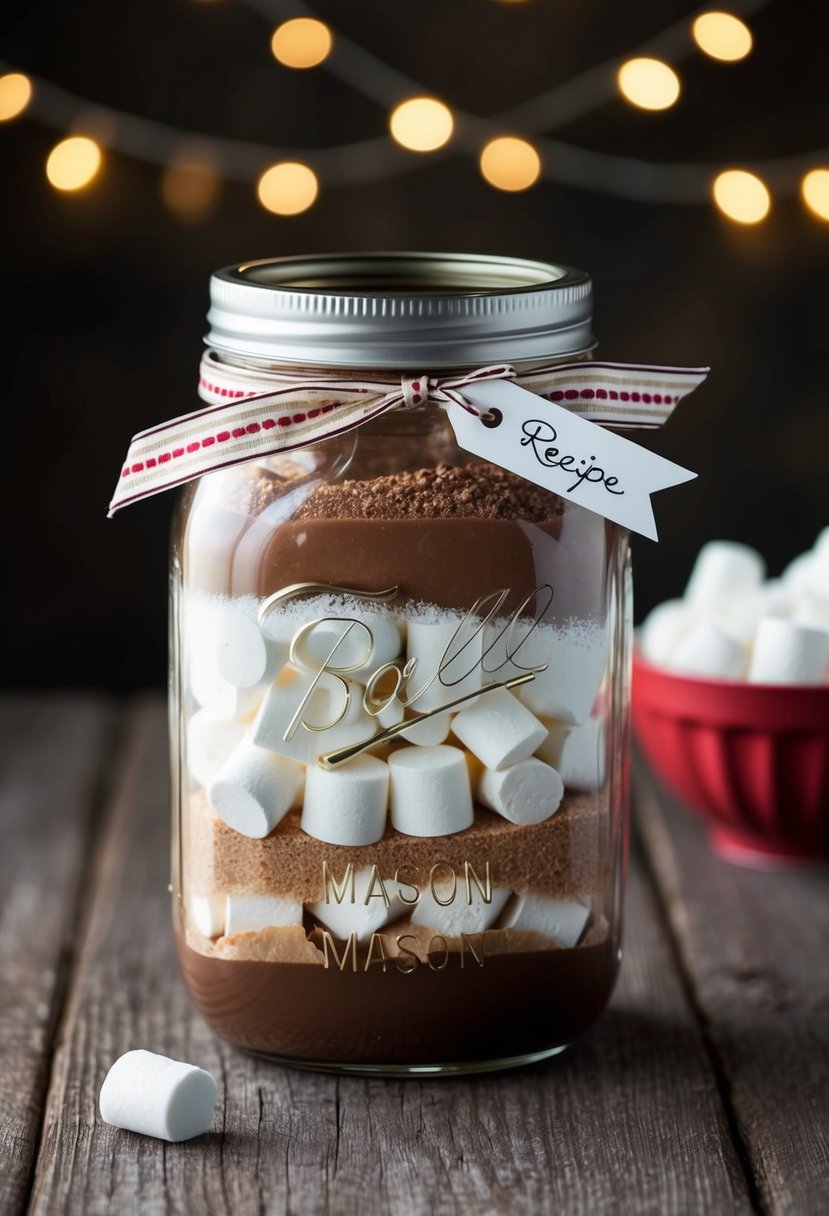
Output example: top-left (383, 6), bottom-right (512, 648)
top-left (547, 388), bottom-right (678, 405)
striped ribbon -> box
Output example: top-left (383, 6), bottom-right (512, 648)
top-left (108, 351), bottom-right (708, 515)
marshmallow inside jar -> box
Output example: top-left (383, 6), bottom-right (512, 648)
top-left (166, 251), bottom-right (670, 1075)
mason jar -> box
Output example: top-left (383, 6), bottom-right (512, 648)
top-left (170, 253), bottom-right (630, 1074)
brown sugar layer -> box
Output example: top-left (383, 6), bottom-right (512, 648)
top-left (293, 463), bottom-right (564, 522)
top-left (184, 788), bottom-right (604, 905)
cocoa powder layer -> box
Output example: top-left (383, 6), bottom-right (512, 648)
top-left (184, 787), bottom-right (605, 906)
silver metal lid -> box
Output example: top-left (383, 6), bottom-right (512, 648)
top-left (206, 252), bottom-right (594, 369)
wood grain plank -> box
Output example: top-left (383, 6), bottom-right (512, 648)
top-left (29, 700), bottom-right (752, 1215)
top-left (635, 763), bottom-right (829, 1216)
top-left (0, 694), bottom-right (114, 1215)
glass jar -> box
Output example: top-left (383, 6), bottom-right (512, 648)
top-left (170, 253), bottom-right (630, 1074)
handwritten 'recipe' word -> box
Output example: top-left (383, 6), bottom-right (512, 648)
top-left (520, 419), bottom-right (625, 497)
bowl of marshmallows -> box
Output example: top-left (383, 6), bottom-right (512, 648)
top-left (633, 533), bottom-right (829, 867)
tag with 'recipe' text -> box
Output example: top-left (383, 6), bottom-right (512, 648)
top-left (449, 379), bottom-right (697, 541)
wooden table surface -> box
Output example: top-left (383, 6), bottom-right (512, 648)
top-left (1, 694), bottom-right (827, 1216)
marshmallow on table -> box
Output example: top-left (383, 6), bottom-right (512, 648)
top-left (99, 1050), bottom-right (217, 1143)
top-left (405, 615), bottom-right (483, 711)
top-left (309, 865), bottom-right (406, 941)
top-left (638, 599), bottom-right (697, 665)
top-left (253, 668), bottom-right (375, 765)
top-left (478, 758), bottom-right (564, 825)
top-left (684, 540), bottom-right (765, 613)
top-left (187, 893), bottom-right (225, 939)
top-left (389, 746), bottom-right (473, 837)
top-left (557, 719), bottom-right (606, 791)
top-left (186, 710), bottom-right (246, 789)
top-left (410, 885), bottom-right (510, 937)
top-left (515, 623), bottom-right (607, 726)
top-left (452, 687), bottom-right (546, 770)
top-left (748, 616), bottom-right (829, 685)
top-left (670, 620), bottom-right (746, 679)
top-left (209, 741), bottom-right (304, 839)
top-left (400, 710), bottom-right (451, 746)
top-left (225, 894), bottom-right (302, 935)
top-left (301, 755), bottom-right (389, 846)
top-left (500, 892), bottom-right (590, 948)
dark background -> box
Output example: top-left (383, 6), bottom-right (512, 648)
top-left (1, 0), bottom-right (827, 690)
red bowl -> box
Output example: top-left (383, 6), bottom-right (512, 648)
top-left (632, 650), bottom-right (829, 866)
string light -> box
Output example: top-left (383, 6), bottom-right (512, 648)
top-left (0, 71), bottom-right (32, 121)
top-left (712, 169), bottom-right (770, 223)
top-left (692, 12), bottom-right (753, 62)
top-left (389, 97), bottom-right (454, 152)
top-left (479, 136), bottom-right (540, 192)
top-left (617, 58), bottom-right (681, 111)
top-left (161, 149), bottom-right (220, 221)
top-left (801, 169), bottom-right (829, 222)
top-left (257, 161), bottom-right (318, 214)
top-left (271, 18), bottom-right (333, 69)
top-left (45, 135), bottom-right (102, 191)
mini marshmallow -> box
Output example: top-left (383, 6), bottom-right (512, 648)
top-left (410, 885), bottom-right (510, 937)
top-left (748, 616), bottom-right (829, 685)
top-left (719, 581), bottom-right (791, 649)
top-left (781, 550), bottom-right (816, 596)
top-left (557, 719), bottom-right (606, 791)
top-left (405, 615), bottom-right (483, 711)
top-left (670, 620), bottom-right (746, 679)
top-left (400, 710), bottom-right (451, 746)
top-left (309, 865), bottom-right (405, 941)
top-left (534, 719), bottom-right (572, 769)
top-left (500, 892), bottom-right (590, 948)
top-left (301, 755), bottom-right (389, 846)
top-left (452, 688), bottom-right (547, 770)
top-left (209, 741), bottom-right (304, 839)
top-left (389, 746), bottom-right (473, 837)
top-left (186, 710), bottom-right (246, 789)
top-left (793, 591), bottom-right (829, 634)
top-left (684, 540), bottom-right (765, 612)
top-left (214, 603), bottom-right (274, 689)
top-left (253, 668), bottom-right (375, 765)
top-left (478, 758), bottom-right (564, 825)
top-left (224, 894), bottom-right (303, 935)
top-left (638, 599), bottom-right (697, 665)
top-left (187, 893), bottom-right (225, 939)
top-left (99, 1050), bottom-right (217, 1143)
top-left (515, 622), bottom-right (607, 726)
top-left (291, 613), bottom-right (402, 679)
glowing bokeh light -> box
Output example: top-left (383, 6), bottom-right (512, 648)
top-left (257, 161), bottom-right (318, 215)
top-left (712, 169), bottom-right (770, 223)
top-left (617, 58), bottom-right (681, 111)
top-left (479, 137), bottom-right (541, 192)
top-left (0, 72), bottom-right (32, 121)
top-left (46, 136), bottom-right (102, 191)
top-left (692, 12), bottom-right (753, 61)
top-left (389, 97), bottom-right (454, 152)
top-left (801, 169), bottom-right (829, 222)
top-left (271, 18), bottom-right (333, 69)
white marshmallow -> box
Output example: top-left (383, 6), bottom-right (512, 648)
top-left (793, 591), bottom-right (829, 634)
top-left (224, 894), bottom-right (302, 935)
top-left (670, 620), bottom-right (746, 679)
top-left (291, 613), bottom-right (402, 679)
top-left (452, 688), bottom-right (547, 770)
top-left (187, 893), bottom-right (225, 939)
top-left (534, 719), bottom-right (572, 769)
top-left (720, 581), bottom-right (791, 648)
top-left (410, 885), bottom-right (510, 937)
top-left (781, 550), bottom-right (816, 596)
top-left (400, 710), bottom-right (451, 746)
top-left (501, 892), bottom-right (590, 947)
top-left (99, 1050), bottom-right (217, 1143)
top-left (185, 710), bottom-right (246, 789)
top-left (638, 599), bottom-right (697, 665)
top-left (478, 758), bottom-right (564, 825)
top-left (389, 746), bottom-right (473, 837)
top-left (189, 662), bottom-right (262, 721)
top-left (309, 865), bottom-right (405, 941)
top-left (748, 616), bottom-right (829, 685)
top-left (557, 719), bottom-right (606, 791)
top-left (253, 668), bottom-right (375, 765)
top-left (515, 622), bottom-right (607, 726)
top-left (214, 603), bottom-right (274, 689)
top-left (209, 741), bottom-right (304, 839)
top-left (684, 540), bottom-right (765, 612)
top-left (405, 616), bottom-right (483, 711)
top-left (373, 695), bottom-right (406, 730)
top-left (301, 755), bottom-right (389, 846)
